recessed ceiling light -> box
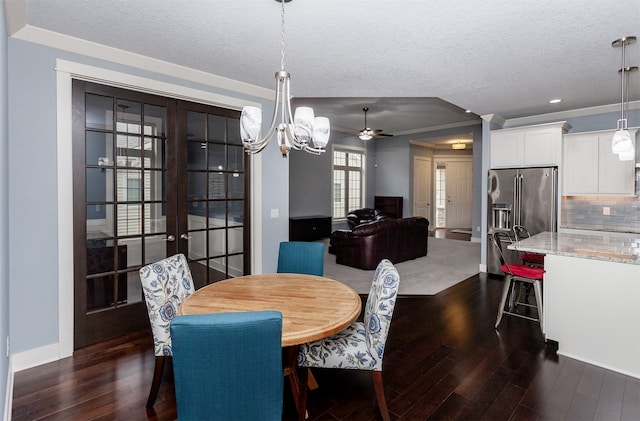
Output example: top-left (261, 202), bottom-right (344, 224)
top-left (549, 98), bottom-right (562, 104)
top-left (465, 109), bottom-right (472, 113)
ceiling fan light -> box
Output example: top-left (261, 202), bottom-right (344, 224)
top-left (359, 133), bottom-right (373, 141)
top-left (612, 129), bottom-right (634, 153)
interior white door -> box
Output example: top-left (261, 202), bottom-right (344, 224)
top-left (445, 161), bottom-right (473, 228)
top-left (413, 157), bottom-right (432, 219)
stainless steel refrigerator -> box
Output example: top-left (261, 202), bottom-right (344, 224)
top-left (487, 167), bottom-right (558, 275)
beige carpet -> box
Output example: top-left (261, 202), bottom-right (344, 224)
top-left (323, 237), bottom-right (480, 295)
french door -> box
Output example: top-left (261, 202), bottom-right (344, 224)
top-left (72, 81), bottom-right (248, 348)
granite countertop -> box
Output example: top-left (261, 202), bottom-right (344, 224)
top-left (508, 231), bottom-right (640, 265)
top-left (560, 224), bottom-right (640, 235)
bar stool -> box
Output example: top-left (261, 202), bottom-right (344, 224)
top-left (512, 225), bottom-right (545, 267)
top-left (491, 232), bottom-right (544, 332)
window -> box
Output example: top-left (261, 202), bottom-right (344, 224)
top-left (435, 163), bottom-right (446, 227)
top-left (333, 149), bottom-right (365, 219)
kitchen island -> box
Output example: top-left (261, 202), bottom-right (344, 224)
top-left (508, 231), bottom-right (640, 379)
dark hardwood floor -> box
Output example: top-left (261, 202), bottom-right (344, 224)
top-left (12, 234), bottom-right (639, 420)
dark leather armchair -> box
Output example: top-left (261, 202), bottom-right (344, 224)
top-left (330, 217), bottom-right (429, 270)
top-left (346, 208), bottom-right (389, 229)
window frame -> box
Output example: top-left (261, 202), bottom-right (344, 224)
top-left (332, 145), bottom-right (366, 220)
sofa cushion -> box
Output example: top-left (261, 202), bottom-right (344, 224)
top-left (346, 208), bottom-right (390, 229)
top-left (330, 217), bottom-right (429, 270)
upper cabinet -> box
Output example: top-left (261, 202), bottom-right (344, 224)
top-left (490, 122), bottom-right (571, 169)
top-left (563, 129), bottom-right (637, 196)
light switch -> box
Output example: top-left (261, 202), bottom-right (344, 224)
top-left (270, 208), bottom-right (279, 218)
top-left (602, 207), bottom-right (610, 216)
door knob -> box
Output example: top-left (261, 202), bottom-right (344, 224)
top-left (166, 235), bottom-right (175, 242)
top-left (180, 233), bottom-right (192, 240)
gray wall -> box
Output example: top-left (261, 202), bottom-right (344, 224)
top-left (1, 1), bottom-right (10, 416)
top-left (290, 123), bottom-right (483, 234)
top-left (373, 134), bottom-right (412, 216)
top-left (6, 37), bottom-right (288, 357)
top-left (289, 134), bottom-right (375, 230)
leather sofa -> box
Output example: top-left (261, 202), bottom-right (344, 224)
top-left (346, 208), bottom-right (389, 229)
top-left (330, 217), bottom-right (429, 270)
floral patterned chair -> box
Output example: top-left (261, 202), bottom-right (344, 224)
top-left (297, 259), bottom-right (400, 421)
top-left (139, 253), bottom-right (195, 408)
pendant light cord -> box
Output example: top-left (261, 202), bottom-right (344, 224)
top-left (620, 40), bottom-right (626, 123)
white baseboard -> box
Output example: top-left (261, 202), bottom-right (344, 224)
top-left (11, 342), bottom-right (62, 373)
top-left (3, 357), bottom-right (13, 421)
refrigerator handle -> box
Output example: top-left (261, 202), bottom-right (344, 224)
top-left (551, 168), bottom-right (557, 231)
top-left (512, 174), bottom-right (519, 227)
top-left (516, 174), bottom-right (523, 226)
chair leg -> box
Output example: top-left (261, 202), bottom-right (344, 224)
top-left (533, 279), bottom-right (544, 333)
top-left (297, 367), bottom-right (309, 421)
top-left (372, 371), bottom-right (390, 421)
top-left (495, 275), bottom-right (512, 328)
top-left (146, 356), bottom-right (166, 408)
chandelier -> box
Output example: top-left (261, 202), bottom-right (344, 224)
top-left (240, 0), bottom-right (330, 157)
top-left (611, 36), bottom-right (637, 161)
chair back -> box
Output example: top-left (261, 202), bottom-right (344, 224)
top-left (139, 253), bottom-right (195, 357)
top-left (277, 241), bottom-right (325, 276)
top-left (364, 259), bottom-right (400, 370)
top-left (512, 225), bottom-right (531, 241)
top-left (490, 232), bottom-right (515, 275)
top-left (170, 311), bottom-right (284, 421)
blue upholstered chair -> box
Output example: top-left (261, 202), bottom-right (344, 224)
top-left (170, 311), bottom-right (284, 421)
top-left (139, 253), bottom-right (195, 408)
top-left (297, 259), bottom-right (400, 421)
top-left (277, 241), bottom-right (325, 276)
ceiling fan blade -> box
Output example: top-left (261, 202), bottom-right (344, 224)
top-left (374, 132), bottom-right (394, 137)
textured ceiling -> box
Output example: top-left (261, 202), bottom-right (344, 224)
top-left (15, 0), bottom-right (640, 145)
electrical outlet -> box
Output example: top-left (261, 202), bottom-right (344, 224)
top-left (603, 207), bottom-right (611, 216)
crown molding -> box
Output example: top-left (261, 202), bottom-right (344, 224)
top-left (497, 101), bottom-right (640, 128)
top-left (7, 22), bottom-right (274, 101)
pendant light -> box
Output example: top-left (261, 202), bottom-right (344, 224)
top-left (240, 0), bottom-right (330, 158)
top-left (611, 36), bottom-right (637, 161)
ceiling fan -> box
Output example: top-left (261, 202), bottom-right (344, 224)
top-left (358, 107), bottom-right (394, 141)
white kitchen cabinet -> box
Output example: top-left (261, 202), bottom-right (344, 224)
top-left (490, 121), bottom-right (569, 168)
top-left (563, 129), bottom-right (636, 195)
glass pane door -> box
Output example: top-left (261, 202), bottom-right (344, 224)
top-left (73, 81), bottom-right (247, 348)
top-left (179, 103), bottom-right (247, 287)
top-left (74, 81), bottom-right (176, 348)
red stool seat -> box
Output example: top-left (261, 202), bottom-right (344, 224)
top-left (501, 263), bottom-right (544, 280)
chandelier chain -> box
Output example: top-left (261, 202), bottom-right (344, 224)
top-left (280, 0), bottom-right (286, 71)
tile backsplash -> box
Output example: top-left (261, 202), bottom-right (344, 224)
top-left (561, 168), bottom-right (640, 234)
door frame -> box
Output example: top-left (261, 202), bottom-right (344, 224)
top-left (52, 60), bottom-right (263, 361)
top-left (433, 155), bottom-right (473, 229)
top-left (412, 156), bottom-right (432, 221)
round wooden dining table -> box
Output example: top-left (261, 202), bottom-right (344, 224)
top-left (178, 273), bottom-right (362, 346)
top-left (178, 273), bottom-right (362, 421)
